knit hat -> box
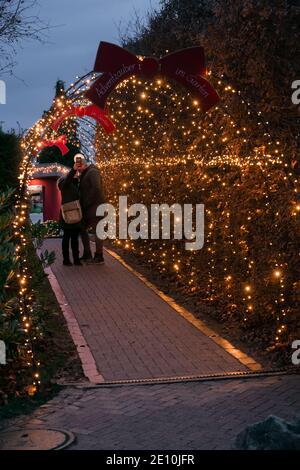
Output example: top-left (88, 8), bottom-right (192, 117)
top-left (74, 153), bottom-right (87, 165)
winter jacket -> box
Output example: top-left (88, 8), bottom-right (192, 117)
top-left (58, 168), bottom-right (82, 230)
top-left (79, 164), bottom-right (105, 224)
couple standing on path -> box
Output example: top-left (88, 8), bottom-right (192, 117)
top-left (57, 153), bottom-right (105, 266)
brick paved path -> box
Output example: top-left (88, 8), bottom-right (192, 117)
top-left (1, 240), bottom-right (299, 450)
top-left (43, 239), bottom-right (257, 382)
top-left (2, 375), bottom-right (299, 449)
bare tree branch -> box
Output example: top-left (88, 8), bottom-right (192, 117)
top-left (0, 0), bottom-right (50, 74)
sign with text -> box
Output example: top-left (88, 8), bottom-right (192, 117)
top-left (86, 42), bottom-right (220, 113)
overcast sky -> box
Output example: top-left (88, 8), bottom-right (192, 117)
top-left (0, 0), bottom-right (160, 132)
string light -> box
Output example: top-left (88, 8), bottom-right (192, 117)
top-left (17, 62), bottom-right (298, 375)
top-left (95, 74), bottom-right (299, 349)
top-left (14, 71), bottom-right (100, 394)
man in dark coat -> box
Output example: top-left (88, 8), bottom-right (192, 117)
top-left (57, 166), bottom-right (82, 266)
top-left (75, 154), bottom-right (105, 264)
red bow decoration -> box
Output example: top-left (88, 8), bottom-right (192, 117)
top-left (36, 135), bottom-right (69, 156)
top-left (85, 42), bottom-right (220, 112)
top-left (51, 103), bottom-right (115, 133)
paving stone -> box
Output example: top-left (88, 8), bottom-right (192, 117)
top-left (3, 375), bottom-right (299, 450)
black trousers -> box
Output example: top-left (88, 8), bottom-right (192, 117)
top-left (62, 228), bottom-right (80, 262)
top-left (81, 218), bottom-right (103, 257)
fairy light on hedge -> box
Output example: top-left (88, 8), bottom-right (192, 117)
top-left (14, 72), bottom-right (99, 394)
top-left (95, 72), bottom-right (299, 348)
top-left (13, 147), bottom-right (41, 392)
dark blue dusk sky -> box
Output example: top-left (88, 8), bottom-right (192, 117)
top-left (0, 0), bottom-right (161, 132)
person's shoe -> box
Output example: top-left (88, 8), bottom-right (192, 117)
top-left (74, 260), bottom-right (83, 266)
top-left (63, 260), bottom-right (73, 266)
top-left (80, 253), bottom-right (93, 262)
top-left (86, 254), bottom-right (105, 265)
